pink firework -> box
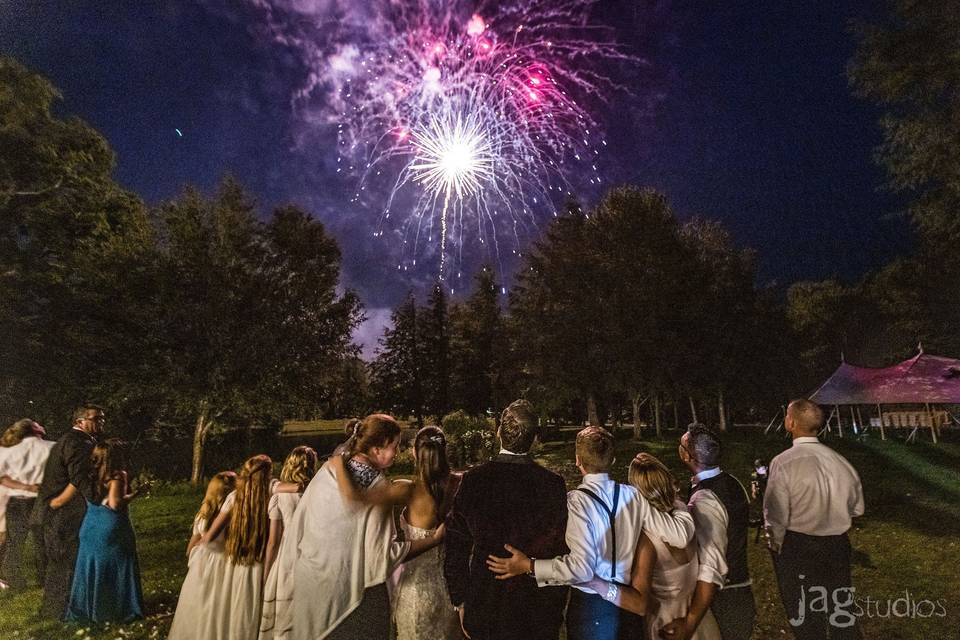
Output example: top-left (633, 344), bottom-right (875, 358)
top-left (298, 0), bottom-right (632, 279)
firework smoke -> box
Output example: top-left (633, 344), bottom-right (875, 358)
top-left (238, 0), bottom-right (632, 283)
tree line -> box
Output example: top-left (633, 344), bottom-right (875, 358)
top-left (370, 190), bottom-right (795, 434)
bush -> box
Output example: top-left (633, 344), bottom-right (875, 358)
top-left (450, 429), bottom-right (498, 468)
top-left (441, 410), bottom-right (495, 437)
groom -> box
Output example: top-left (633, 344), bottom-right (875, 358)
top-left (443, 399), bottom-right (569, 640)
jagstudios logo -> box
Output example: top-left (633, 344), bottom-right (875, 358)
top-left (792, 576), bottom-right (948, 628)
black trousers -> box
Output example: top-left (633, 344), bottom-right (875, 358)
top-left (1, 497), bottom-right (45, 589)
top-left (773, 530), bottom-right (858, 640)
top-left (566, 589), bottom-right (645, 640)
top-left (712, 585), bottom-right (756, 640)
top-left (39, 499), bottom-right (85, 619)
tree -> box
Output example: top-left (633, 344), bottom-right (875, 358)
top-left (153, 178), bottom-right (361, 484)
top-left (679, 219), bottom-right (760, 430)
top-left (0, 57), bottom-right (155, 427)
top-left (371, 292), bottom-right (425, 426)
top-left (510, 202), bottom-right (615, 427)
top-left (420, 284), bottom-right (451, 420)
top-left (850, 3), bottom-right (960, 244)
top-left (450, 268), bottom-right (507, 416)
top-left (850, 3), bottom-right (960, 357)
top-left (511, 185), bottom-right (785, 434)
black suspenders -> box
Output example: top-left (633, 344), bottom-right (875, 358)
top-left (576, 482), bottom-right (621, 582)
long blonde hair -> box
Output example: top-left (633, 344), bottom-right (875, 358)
top-left (628, 452), bottom-right (678, 513)
top-left (279, 446), bottom-right (318, 491)
top-left (225, 455), bottom-right (272, 565)
top-left (196, 471), bottom-right (237, 525)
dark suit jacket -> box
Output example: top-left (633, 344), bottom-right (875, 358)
top-left (444, 453), bottom-right (569, 640)
top-left (32, 428), bottom-right (96, 528)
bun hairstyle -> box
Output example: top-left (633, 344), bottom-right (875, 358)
top-left (414, 426), bottom-right (450, 514)
top-left (225, 454), bottom-right (273, 565)
top-left (344, 414), bottom-right (401, 458)
top-left (280, 445), bottom-right (319, 491)
top-left (343, 418), bottom-right (362, 438)
top-left (628, 452), bottom-right (678, 514)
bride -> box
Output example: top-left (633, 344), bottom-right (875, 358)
top-left (332, 425), bottom-right (462, 640)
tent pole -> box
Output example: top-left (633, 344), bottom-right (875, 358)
top-left (836, 405), bottom-right (843, 438)
top-left (855, 406), bottom-right (865, 436)
top-left (925, 402), bottom-right (938, 444)
top-left (876, 404), bottom-right (886, 441)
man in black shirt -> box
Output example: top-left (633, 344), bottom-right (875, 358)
top-left (33, 404), bottom-right (103, 619)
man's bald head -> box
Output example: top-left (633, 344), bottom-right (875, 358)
top-left (786, 399), bottom-right (825, 437)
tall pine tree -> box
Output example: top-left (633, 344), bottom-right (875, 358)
top-left (450, 269), bottom-right (505, 415)
top-left (420, 284), bottom-right (451, 420)
top-left (371, 292), bottom-right (425, 426)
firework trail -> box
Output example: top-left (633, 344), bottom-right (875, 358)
top-left (244, 0), bottom-right (632, 283)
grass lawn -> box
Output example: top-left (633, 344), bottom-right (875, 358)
top-left (1, 430), bottom-right (957, 639)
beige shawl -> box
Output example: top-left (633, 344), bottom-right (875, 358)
top-left (284, 463), bottom-right (410, 640)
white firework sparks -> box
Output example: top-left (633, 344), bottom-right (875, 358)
top-left (410, 112), bottom-right (495, 201)
top-left (242, 0), bottom-right (633, 282)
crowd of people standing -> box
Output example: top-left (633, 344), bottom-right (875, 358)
top-left (0, 397), bottom-right (865, 640)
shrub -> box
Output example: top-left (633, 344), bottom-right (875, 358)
top-left (441, 410), bottom-right (494, 437)
top-left (441, 410), bottom-right (497, 467)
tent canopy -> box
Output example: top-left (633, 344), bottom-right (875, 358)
top-left (809, 352), bottom-right (960, 405)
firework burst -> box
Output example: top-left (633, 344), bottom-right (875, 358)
top-left (309, 0), bottom-right (632, 282)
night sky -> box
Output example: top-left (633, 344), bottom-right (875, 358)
top-left (1, 1), bottom-right (906, 354)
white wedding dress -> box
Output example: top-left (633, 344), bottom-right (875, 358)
top-left (390, 511), bottom-right (462, 640)
top-left (647, 534), bottom-right (722, 640)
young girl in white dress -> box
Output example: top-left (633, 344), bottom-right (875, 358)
top-left (259, 446), bottom-right (318, 640)
top-left (332, 425), bottom-right (462, 640)
top-left (169, 455), bottom-right (276, 640)
top-left (168, 471), bottom-right (236, 638)
top-left (581, 453), bottom-right (721, 640)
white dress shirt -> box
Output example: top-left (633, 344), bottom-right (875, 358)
top-left (0, 436), bottom-right (54, 499)
top-left (689, 468), bottom-right (730, 588)
top-left (534, 473), bottom-right (696, 591)
top-left (763, 436), bottom-right (865, 547)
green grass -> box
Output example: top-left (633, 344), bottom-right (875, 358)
top-left (1, 430), bottom-right (957, 638)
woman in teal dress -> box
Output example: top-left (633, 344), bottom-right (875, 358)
top-left (66, 438), bottom-right (144, 623)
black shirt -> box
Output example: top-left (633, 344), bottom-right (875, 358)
top-left (37, 428), bottom-right (97, 505)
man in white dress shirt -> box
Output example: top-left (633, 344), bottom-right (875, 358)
top-left (487, 426), bottom-right (696, 640)
top-left (0, 418), bottom-right (54, 590)
top-left (663, 423), bottom-right (756, 640)
top-left (764, 399), bottom-right (864, 640)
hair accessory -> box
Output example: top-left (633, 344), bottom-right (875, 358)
top-left (429, 435), bottom-right (445, 445)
